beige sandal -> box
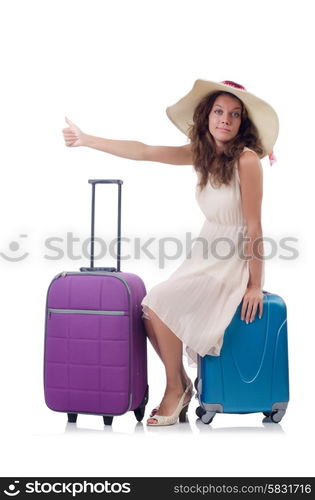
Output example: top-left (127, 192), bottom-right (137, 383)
top-left (147, 383), bottom-right (192, 426)
top-left (149, 380), bottom-right (193, 418)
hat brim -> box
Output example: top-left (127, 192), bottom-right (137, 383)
top-left (166, 79), bottom-right (279, 158)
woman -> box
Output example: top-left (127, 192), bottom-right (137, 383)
top-left (62, 79), bottom-right (279, 427)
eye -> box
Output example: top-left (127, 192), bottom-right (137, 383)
top-left (232, 112), bottom-right (240, 118)
top-left (214, 109), bottom-right (222, 114)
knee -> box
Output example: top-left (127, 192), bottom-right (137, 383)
top-left (141, 305), bottom-right (151, 321)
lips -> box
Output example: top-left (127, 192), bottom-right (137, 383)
top-left (217, 128), bottom-right (231, 132)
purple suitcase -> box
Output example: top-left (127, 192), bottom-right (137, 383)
top-left (44, 179), bottom-right (148, 425)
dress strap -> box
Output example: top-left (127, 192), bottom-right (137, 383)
top-left (242, 146), bottom-right (257, 155)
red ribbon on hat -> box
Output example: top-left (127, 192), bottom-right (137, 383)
top-left (220, 80), bottom-right (277, 166)
top-left (220, 80), bottom-right (246, 91)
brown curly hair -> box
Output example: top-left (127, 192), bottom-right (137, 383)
top-left (187, 91), bottom-right (264, 190)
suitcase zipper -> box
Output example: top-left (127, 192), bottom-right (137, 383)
top-left (48, 308), bottom-right (127, 318)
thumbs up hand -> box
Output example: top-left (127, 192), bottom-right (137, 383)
top-left (62, 117), bottom-right (84, 147)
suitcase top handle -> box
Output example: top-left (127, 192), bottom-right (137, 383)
top-left (88, 179), bottom-right (123, 185)
top-left (85, 179), bottom-right (123, 273)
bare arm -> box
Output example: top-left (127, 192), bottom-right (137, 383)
top-left (238, 150), bottom-right (264, 322)
top-left (62, 117), bottom-right (192, 165)
top-left (238, 150), bottom-right (264, 289)
top-left (142, 143), bottom-right (192, 165)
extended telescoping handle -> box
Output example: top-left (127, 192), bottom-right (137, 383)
top-left (80, 179), bottom-right (123, 273)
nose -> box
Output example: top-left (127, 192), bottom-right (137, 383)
top-left (221, 113), bottom-right (230, 125)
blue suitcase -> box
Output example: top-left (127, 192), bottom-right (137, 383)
top-left (195, 291), bottom-right (289, 424)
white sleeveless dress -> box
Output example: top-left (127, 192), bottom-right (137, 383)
top-left (141, 146), bottom-right (265, 364)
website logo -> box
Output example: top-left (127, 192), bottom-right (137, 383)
top-left (3, 481), bottom-right (20, 496)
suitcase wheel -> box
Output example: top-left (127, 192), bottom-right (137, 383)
top-left (103, 416), bottom-right (114, 426)
top-left (195, 406), bottom-right (206, 419)
top-left (67, 413), bottom-right (78, 423)
top-left (196, 406), bottom-right (215, 424)
top-left (134, 407), bottom-right (145, 422)
top-left (134, 385), bottom-right (149, 422)
top-left (201, 413), bottom-right (214, 425)
top-left (262, 410), bottom-right (285, 424)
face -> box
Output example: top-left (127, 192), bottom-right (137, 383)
top-left (208, 94), bottom-right (242, 151)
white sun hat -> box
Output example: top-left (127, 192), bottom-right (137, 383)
top-left (166, 79), bottom-right (279, 165)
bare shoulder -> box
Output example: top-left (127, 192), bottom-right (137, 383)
top-left (237, 149), bottom-right (263, 227)
top-left (237, 148), bottom-right (263, 225)
top-left (238, 149), bottom-right (263, 183)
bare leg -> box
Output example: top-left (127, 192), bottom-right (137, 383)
top-left (144, 308), bottom-right (193, 424)
top-left (143, 317), bottom-right (162, 359)
top-left (143, 316), bottom-right (190, 387)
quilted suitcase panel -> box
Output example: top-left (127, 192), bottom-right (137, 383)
top-left (44, 271), bottom-right (147, 417)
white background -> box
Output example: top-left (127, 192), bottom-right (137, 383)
top-left (0, 0), bottom-right (314, 478)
